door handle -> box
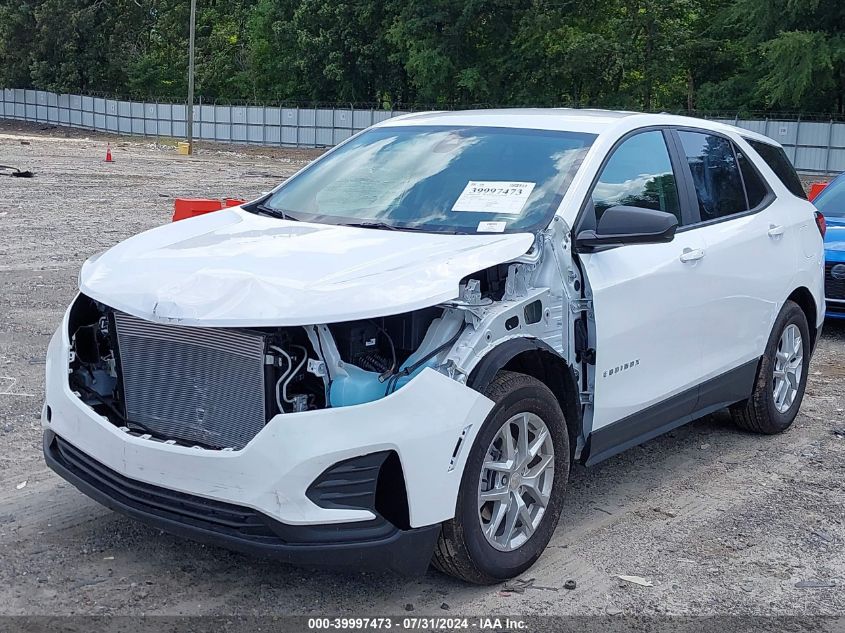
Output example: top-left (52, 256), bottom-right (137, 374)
top-left (768, 224), bottom-right (785, 238)
top-left (680, 248), bottom-right (705, 263)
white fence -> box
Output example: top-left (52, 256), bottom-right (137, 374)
top-left (2, 88), bottom-right (844, 174)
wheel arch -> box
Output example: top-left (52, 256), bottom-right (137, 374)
top-left (786, 286), bottom-right (818, 350)
top-left (466, 338), bottom-right (581, 462)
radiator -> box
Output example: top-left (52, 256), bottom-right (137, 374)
top-left (113, 312), bottom-right (267, 450)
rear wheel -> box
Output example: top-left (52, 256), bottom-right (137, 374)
top-left (730, 300), bottom-right (810, 434)
top-left (433, 371), bottom-right (569, 584)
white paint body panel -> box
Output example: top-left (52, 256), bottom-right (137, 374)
top-left (580, 233), bottom-right (707, 429)
top-left (686, 205), bottom-right (802, 383)
top-left (44, 310), bottom-right (494, 527)
top-left (678, 134), bottom-right (826, 382)
top-left (79, 207), bottom-right (534, 327)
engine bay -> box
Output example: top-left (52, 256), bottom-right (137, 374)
top-left (66, 294), bottom-right (459, 449)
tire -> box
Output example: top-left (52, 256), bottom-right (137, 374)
top-left (730, 300), bottom-right (811, 434)
top-left (432, 371), bottom-right (569, 584)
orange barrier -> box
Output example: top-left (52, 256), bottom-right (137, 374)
top-left (172, 198), bottom-right (249, 222)
top-left (172, 198), bottom-right (224, 222)
top-left (808, 182), bottom-right (828, 202)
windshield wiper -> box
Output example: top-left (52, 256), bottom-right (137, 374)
top-left (341, 221), bottom-right (424, 232)
top-left (254, 203), bottom-right (299, 221)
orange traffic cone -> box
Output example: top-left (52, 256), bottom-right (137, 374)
top-left (105, 143), bottom-right (113, 163)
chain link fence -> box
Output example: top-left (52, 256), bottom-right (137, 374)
top-left (2, 88), bottom-right (844, 174)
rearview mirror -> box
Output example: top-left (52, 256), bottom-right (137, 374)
top-left (576, 205), bottom-right (678, 250)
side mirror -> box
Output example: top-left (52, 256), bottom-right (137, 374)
top-left (576, 205), bottom-right (678, 250)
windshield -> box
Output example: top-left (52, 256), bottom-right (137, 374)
top-left (261, 125), bottom-right (596, 233)
top-left (815, 176), bottom-right (845, 219)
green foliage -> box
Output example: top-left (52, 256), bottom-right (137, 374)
top-left (759, 31), bottom-right (834, 109)
top-left (0, 0), bottom-right (842, 113)
top-left (714, 0), bottom-right (845, 112)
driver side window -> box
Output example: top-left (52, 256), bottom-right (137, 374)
top-left (591, 130), bottom-right (681, 225)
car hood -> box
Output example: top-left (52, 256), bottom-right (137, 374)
top-left (79, 208), bottom-right (535, 326)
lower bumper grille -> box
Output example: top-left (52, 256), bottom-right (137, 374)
top-left (46, 434), bottom-right (400, 546)
top-left (44, 433), bottom-right (440, 574)
top-left (825, 263), bottom-right (845, 300)
top-left (113, 312), bottom-right (267, 450)
top-left (51, 435), bottom-right (278, 539)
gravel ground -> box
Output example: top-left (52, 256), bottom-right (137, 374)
top-left (0, 121), bottom-right (843, 620)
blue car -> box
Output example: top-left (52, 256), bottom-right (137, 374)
top-left (813, 173), bottom-right (845, 319)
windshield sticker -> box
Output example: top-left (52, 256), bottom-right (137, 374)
top-left (477, 221), bottom-right (507, 233)
top-left (452, 181), bottom-right (536, 215)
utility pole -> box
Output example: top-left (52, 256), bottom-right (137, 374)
top-left (186, 0), bottom-right (197, 155)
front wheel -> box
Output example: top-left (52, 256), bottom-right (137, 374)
top-left (433, 371), bottom-right (569, 584)
top-left (730, 300), bottom-right (811, 434)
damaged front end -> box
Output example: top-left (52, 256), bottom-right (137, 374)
top-left (66, 294), bottom-right (467, 451)
top-left (45, 216), bottom-right (585, 572)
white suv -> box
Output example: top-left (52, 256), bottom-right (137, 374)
top-left (43, 110), bottom-right (825, 584)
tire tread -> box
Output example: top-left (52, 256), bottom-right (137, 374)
top-left (730, 300), bottom-right (809, 435)
top-left (432, 371), bottom-right (566, 584)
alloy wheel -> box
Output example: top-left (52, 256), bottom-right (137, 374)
top-left (477, 412), bottom-right (555, 552)
top-left (772, 323), bottom-right (803, 414)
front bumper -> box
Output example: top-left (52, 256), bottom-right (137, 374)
top-left (44, 430), bottom-right (440, 574)
top-left (43, 310), bottom-right (494, 569)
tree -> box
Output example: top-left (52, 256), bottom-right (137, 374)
top-left (0, 2), bottom-right (36, 89)
top-left (386, 0), bottom-right (532, 105)
top-left (709, 0), bottom-right (845, 113)
top-left (0, 0), bottom-right (843, 114)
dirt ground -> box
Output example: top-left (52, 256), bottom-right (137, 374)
top-left (0, 121), bottom-right (843, 620)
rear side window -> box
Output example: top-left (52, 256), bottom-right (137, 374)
top-left (736, 149), bottom-right (769, 208)
top-left (590, 130), bottom-right (681, 225)
top-left (746, 139), bottom-right (806, 199)
top-left (678, 131), bottom-right (747, 221)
